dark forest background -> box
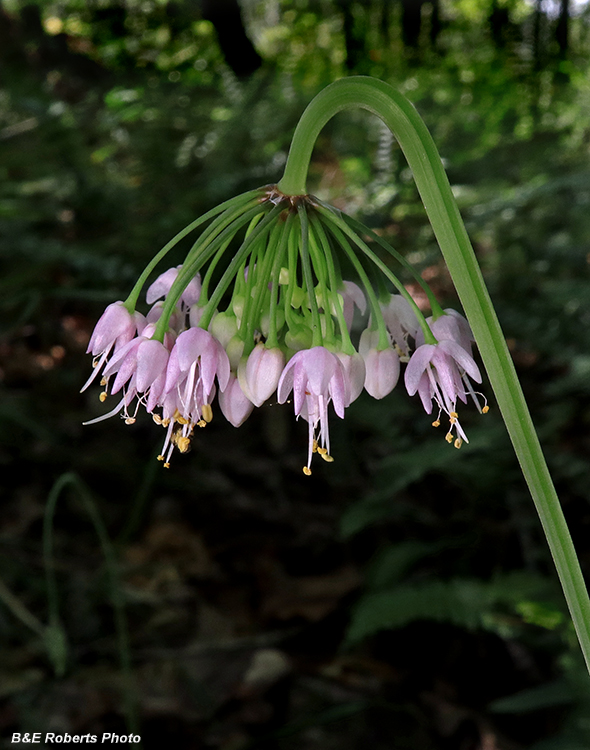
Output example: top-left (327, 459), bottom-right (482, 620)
top-left (2, 0), bottom-right (590, 748)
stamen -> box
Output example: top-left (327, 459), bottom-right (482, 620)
top-left (176, 436), bottom-right (191, 453)
top-left (80, 348), bottom-right (111, 392)
top-left (163, 440), bottom-right (175, 467)
top-left (482, 405), bottom-right (489, 414)
top-left (99, 392), bottom-right (107, 403)
top-left (82, 396), bottom-right (126, 425)
top-left (445, 432), bottom-right (453, 443)
top-left (303, 466), bottom-right (312, 476)
top-left (312, 439), bottom-right (318, 453)
top-left (153, 414), bottom-right (163, 425)
top-left (157, 455), bottom-right (165, 462)
top-left (202, 404), bottom-right (213, 423)
top-left (432, 420), bottom-right (440, 427)
top-left (197, 419), bottom-right (206, 427)
top-left (317, 446), bottom-right (327, 455)
top-left (159, 419), bottom-right (175, 461)
top-left (124, 417), bottom-right (136, 425)
top-left (320, 452), bottom-right (334, 463)
top-left (454, 438), bottom-right (463, 449)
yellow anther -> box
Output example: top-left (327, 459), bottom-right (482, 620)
top-left (454, 438), bottom-right (463, 449)
top-left (99, 392), bottom-right (107, 403)
top-left (173, 409), bottom-right (182, 421)
top-left (161, 418), bottom-right (170, 427)
top-left (157, 455), bottom-right (165, 462)
top-left (163, 462), bottom-right (170, 469)
top-left (197, 419), bottom-right (206, 428)
top-left (445, 432), bottom-right (453, 443)
top-left (317, 446), bottom-right (327, 455)
top-left (302, 466), bottom-right (312, 476)
top-left (100, 377), bottom-right (107, 386)
top-left (125, 417), bottom-right (136, 425)
top-left (482, 405), bottom-right (489, 414)
top-left (177, 416), bottom-right (189, 425)
top-left (176, 436), bottom-right (191, 453)
top-left (202, 404), bottom-right (213, 423)
top-left (432, 420), bottom-right (440, 428)
top-left (312, 439), bottom-right (318, 453)
top-left (153, 414), bottom-right (163, 425)
top-left (450, 411), bottom-right (458, 419)
top-left (320, 452), bottom-right (334, 463)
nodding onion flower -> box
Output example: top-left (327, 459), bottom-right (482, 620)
top-left (82, 185), bottom-right (487, 475)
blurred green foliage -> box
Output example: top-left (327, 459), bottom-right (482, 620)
top-left (2, 0), bottom-right (590, 747)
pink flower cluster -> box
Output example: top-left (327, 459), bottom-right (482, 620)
top-left (83, 266), bottom-right (484, 473)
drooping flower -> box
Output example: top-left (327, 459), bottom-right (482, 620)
top-left (81, 301), bottom-right (145, 392)
top-left (404, 339), bottom-right (483, 447)
top-left (277, 347), bottom-right (350, 474)
top-left (164, 328), bottom-right (230, 418)
top-left (358, 329), bottom-right (400, 400)
top-left (83, 323), bottom-right (172, 427)
top-left (238, 343), bottom-right (285, 407)
top-left (144, 327), bottom-right (232, 466)
top-left (218, 374), bottom-right (255, 427)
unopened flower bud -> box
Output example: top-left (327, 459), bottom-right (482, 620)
top-left (210, 311), bottom-right (239, 349)
top-left (226, 335), bottom-right (245, 371)
top-left (218, 374), bottom-right (254, 427)
top-left (363, 346), bottom-right (400, 399)
top-left (239, 343), bottom-right (285, 407)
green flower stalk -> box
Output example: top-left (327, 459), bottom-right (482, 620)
top-left (82, 76), bottom-right (590, 674)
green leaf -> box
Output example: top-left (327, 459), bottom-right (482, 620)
top-left (345, 573), bottom-right (557, 646)
top-left (365, 541), bottom-right (441, 590)
top-left (489, 680), bottom-right (574, 714)
top-left (345, 579), bottom-right (489, 645)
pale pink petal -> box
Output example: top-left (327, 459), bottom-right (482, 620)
top-left (438, 340), bottom-right (481, 383)
top-left (329, 364), bottom-right (349, 417)
top-left (404, 344), bottom-right (436, 396)
top-left (136, 340), bottom-right (169, 393)
top-left (304, 347), bottom-right (337, 396)
top-left (277, 356), bottom-right (296, 405)
top-left (146, 267), bottom-right (180, 304)
top-left (214, 339), bottom-right (231, 393)
top-left (218, 375), bottom-right (255, 427)
top-left (244, 344), bottom-right (285, 407)
top-left (87, 301), bottom-right (135, 355)
top-left (364, 348), bottom-right (400, 399)
top-left (103, 337), bottom-right (141, 379)
top-left (335, 352), bottom-right (366, 403)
